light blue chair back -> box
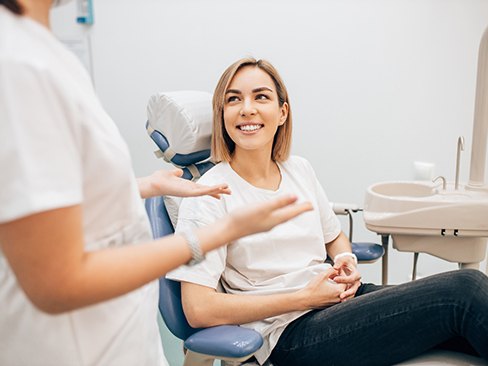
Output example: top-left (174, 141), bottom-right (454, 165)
top-left (145, 196), bottom-right (202, 340)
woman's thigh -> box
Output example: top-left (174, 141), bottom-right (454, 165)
top-left (270, 269), bottom-right (488, 366)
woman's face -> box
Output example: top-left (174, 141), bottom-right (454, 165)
top-left (223, 66), bottom-right (288, 157)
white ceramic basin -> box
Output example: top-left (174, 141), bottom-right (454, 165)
top-left (364, 181), bottom-right (488, 236)
top-left (370, 181), bottom-right (436, 198)
top-left (363, 181), bottom-right (488, 265)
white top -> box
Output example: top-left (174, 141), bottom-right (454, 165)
top-left (0, 8), bottom-right (166, 366)
top-left (167, 156), bottom-right (341, 364)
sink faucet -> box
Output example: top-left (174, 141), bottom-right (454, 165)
top-left (467, 26), bottom-right (488, 191)
top-left (433, 175), bottom-right (446, 190)
top-left (455, 136), bottom-right (464, 190)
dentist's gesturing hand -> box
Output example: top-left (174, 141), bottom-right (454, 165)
top-left (138, 168), bottom-right (231, 199)
top-left (228, 194), bottom-right (313, 238)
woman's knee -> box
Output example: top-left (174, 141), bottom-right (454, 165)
top-left (448, 269), bottom-right (488, 292)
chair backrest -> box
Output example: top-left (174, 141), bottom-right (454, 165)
top-left (145, 196), bottom-right (203, 341)
top-left (146, 90), bottom-right (213, 174)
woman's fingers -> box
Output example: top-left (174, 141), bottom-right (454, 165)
top-left (340, 281), bottom-right (361, 301)
top-left (333, 266), bottom-right (361, 285)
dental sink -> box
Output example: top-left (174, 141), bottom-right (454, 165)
top-left (370, 181), bottom-right (436, 198)
top-left (363, 181), bottom-right (488, 267)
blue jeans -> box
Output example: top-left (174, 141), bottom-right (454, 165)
top-left (270, 269), bottom-right (488, 366)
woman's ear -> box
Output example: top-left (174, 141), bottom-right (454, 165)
top-left (279, 102), bottom-right (289, 126)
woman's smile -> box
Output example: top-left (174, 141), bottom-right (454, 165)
top-left (237, 123), bottom-right (264, 133)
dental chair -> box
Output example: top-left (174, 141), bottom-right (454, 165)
top-left (144, 91), bottom-right (487, 366)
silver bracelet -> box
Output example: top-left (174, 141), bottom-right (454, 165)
top-left (180, 229), bottom-right (205, 266)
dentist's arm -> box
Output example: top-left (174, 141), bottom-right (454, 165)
top-left (0, 195), bottom-right (311, 314)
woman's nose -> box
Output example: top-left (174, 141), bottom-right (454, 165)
top-left (240, 98), bottom-right (257, 116)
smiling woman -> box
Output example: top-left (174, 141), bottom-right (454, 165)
top-left (212, 58), bottom-right (292, 164)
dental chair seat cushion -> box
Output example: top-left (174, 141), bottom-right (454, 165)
top-left (352, 241), bottom-right (385, 262)
top-left (147, 90), bottom-right (213, 155)
top-left (184, 325), bottom-right (263, 359)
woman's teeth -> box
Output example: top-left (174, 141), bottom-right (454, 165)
top-left (239, 124), bottom-right (262, 131)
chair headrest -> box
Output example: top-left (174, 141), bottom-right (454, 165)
top-left (146, 91), bottom-right (213, 167)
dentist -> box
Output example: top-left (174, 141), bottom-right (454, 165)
top-left (0, 1), bottom-right (312, 365)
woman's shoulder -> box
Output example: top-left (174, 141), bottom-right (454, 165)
top-left (281, 155), bottom-right (315, 173)
top-left (197, 161), bottom-right (233, 185)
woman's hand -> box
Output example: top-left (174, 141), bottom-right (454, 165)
top-left (333, 256), bottom-right (362, 302)
top-left (296, 268), bottom-right (347, 310)
top-left (138, 168), bottom-right (231, 199)
top-left (227, 194), bottom-right (313, 239)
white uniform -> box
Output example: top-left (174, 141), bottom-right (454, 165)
top-left (0, 7), bottom-right (166, 366)
top-left (167, 156), bottom-right (341, 364)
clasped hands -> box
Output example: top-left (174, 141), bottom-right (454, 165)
top-left (301, 257), bottom-right (362, 309)
top-left (332, 256), bottom-right (362, 302)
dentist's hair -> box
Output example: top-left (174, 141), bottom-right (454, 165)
top-left (212, 58), bottom-right (292, 163)
top-left (0, 0), bottom-right (23, 14)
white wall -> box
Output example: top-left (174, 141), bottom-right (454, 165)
top-left (52, 0), bottom-right (488, 288)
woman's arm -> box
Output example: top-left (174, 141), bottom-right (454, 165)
top-left (0, 195), bottom-right (311, 314)
top-left (326, 231), bottom-right (353, 260)
top-left (181, 268), bottom-right (346, 328)
top-left (137, 168), bottom-right (231, 199)
top-left (326, 231), bottom-right (362, 301)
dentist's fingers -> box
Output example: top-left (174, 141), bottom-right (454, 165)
top-left (195, 183), bottom-right (232, 199)
top-left (229, 195), bottom-right (313, 237)
top-left (170, 168), bottom-right (184, 178)
top-left (271, 201), bottom-right (314, 224)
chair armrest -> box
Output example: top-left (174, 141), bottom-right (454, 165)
top-left (184, 325), bottom-right (263, 359)
top-left (331, 202), bottom-right (361, 215)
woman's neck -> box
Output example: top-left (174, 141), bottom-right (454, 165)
top-left (230, 148), bottom-right (282, 191)
top-left (19, 0), bottom-right (51, 28)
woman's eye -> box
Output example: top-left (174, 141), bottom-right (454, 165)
top-left (227, 96), bottom-right (239, 103)
top-left (256, 94), bottom-right (269, 100)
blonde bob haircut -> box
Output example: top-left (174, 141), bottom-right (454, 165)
top-left (211, 58), bottom-right (292, 163)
